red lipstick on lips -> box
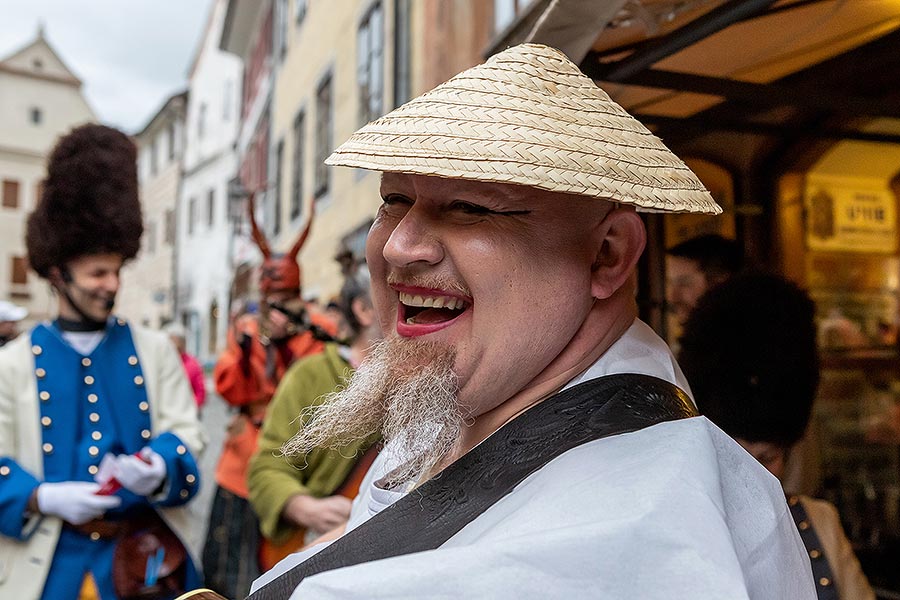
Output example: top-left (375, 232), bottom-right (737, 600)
top-left (391, 284), bottom-right (471, 338)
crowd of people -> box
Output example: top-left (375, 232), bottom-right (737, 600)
top-left (0, 42), bottom-right (878, 600)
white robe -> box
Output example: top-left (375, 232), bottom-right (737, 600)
top-left (254, 320), bottom-right (816, 599)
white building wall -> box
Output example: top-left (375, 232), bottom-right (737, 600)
top-left (177, 0), bottom-right (243, 361)
top-left (0, 34), bottom-right (95, 327)
top-left (267, 0), bottom-right (416, 300)
top-left (117, 95), bottom-right (186, 329)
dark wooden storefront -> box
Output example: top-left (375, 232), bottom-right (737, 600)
top-left (491, 0), bottom-right (900, 594)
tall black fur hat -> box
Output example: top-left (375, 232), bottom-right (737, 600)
top-left (26, 124), bottom-right (143, 278)
top-left (678, 272), bottom-right (819, 447)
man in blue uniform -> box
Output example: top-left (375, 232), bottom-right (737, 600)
top-left (0, 124), bottom-right (206, 600)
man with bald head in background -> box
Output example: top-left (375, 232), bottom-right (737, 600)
top-left (242, 44), bottom-right (816, 600)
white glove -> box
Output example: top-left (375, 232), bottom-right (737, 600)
top-left (36, 481), bottom-right (122, 525)
top-left (112, 448), bottom-right (167, 497)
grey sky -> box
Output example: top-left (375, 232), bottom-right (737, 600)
top-left (0, 0), bottom-right (215, 133)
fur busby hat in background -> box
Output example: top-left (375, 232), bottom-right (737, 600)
top-left (26, 124), bottom-right (143, 279)
top-left (677, 272), bottom-right (820, 448)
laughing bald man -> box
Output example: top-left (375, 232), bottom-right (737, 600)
top-left (245, 44), bottom-right (816, 600)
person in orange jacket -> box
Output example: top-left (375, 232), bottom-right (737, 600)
top-left (202, 194), bottom-right (336, 599)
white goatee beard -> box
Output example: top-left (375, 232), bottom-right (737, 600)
top-left (281, 337), bottom-right (461, 488)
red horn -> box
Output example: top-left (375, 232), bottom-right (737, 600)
top-left (246, 190), bottom-right (272, 259)
top-left (288, 199), bottom-right (315, 260)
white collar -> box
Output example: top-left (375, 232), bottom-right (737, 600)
top-left (564, 318), bottom-right (693, 402)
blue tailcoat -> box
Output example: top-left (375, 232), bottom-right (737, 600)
top-left (0, 321), bottom-right (201, 599)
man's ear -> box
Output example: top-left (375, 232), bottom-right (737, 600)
top-left (48, 265), bottom-right (65, 289)
top-left (351, 297), bottom-right (375, 328)
top-left (590, 206), bottom-right (646, 300)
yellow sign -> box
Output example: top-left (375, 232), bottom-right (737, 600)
top-left (805, 175), bottom-right (897, 253)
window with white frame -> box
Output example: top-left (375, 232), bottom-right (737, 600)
top-left (168, 122), bottom-right (176, 161)
top-left (291, 110), bottom-right (304, 220)
top-left (223, 80), bottom-right (232, 121)
top-left (357, 2), bottom-right (384, 126)
top-left (275, 0), bottom-right (289, 61)
top-left (207, 189), bottom-right (215, 227)
top-left (150, 138), bottom-right (158, 177)
top-left (273, 140), bottom-right (283, 236)
top-left (198, 103), bottom-right (207, 139)
top-left (10, 256), bottom-right (28, 286)
top-left (295, 0), bottom-right (308, 24)
top-left (146, 220), bottom-right (157, 254)
top-left (314, 72), bottom-right (332, 199)
top-left (393, 0), bottom-right (411, 108)
top-left (188, 197), bottom-right (196, 235)
top-left (164, 208), bottom-right (176, 245)
top-left (2, 179), bottom-right (19, 209)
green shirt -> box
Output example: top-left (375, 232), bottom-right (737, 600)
top-left (248, 343), bottom-right (380, 543)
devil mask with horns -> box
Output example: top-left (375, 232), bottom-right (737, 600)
top-left (247, 191), bottom-right (312, 300)
top-left (245, 191), bottom-right (333, 345)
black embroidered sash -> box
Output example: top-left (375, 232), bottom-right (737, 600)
top-left (249, 373), bottom-right (697, 600)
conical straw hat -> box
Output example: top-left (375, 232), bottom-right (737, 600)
top-left (327, 43), bottom-right (720, 214)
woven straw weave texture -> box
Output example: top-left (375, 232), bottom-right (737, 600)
top-left (327, 44), bottom-right (720, 215)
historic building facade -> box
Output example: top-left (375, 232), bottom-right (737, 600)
top-left (0, 27), bottom-right (95, 325)
top-left (176, 0), bottom-right (243, 360)
top-left (117, 91), bottom-right (187, 329)
top-left (221, 0), bottom-right (495, 303)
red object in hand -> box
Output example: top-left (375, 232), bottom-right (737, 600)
top-left (96, 452), bottom-right (151, 495)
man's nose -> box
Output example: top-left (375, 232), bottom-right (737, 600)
top-left (381, 210), bottom-right (444, 268)
top-left (104, 273), bottom-right (120, 293)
